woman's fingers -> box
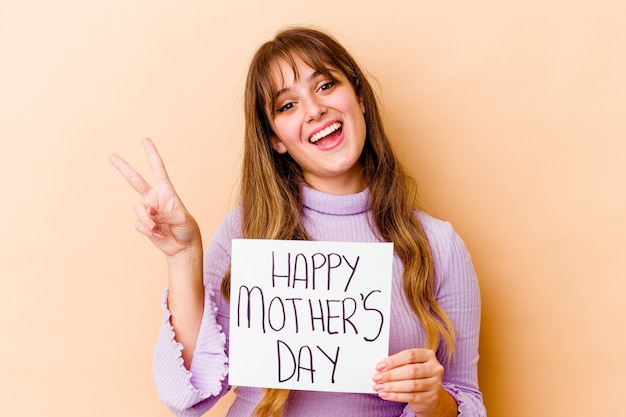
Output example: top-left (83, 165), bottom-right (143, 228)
top-left (134, 202), bottom-right (156, 230)
top-left (374, 374), bottom-right (438, 393)
top-left (109, 138), bottom-right (174, 197)
top-left (375, 350), bottom-right (441, 380)
top-left (108, 153), bottom-right (152, 196)
top-left (373, 348), bottom-right (444, 404)
top-left (375, 348), bottom-right (434, 373)
top-left (142, 137), bottom-right (172, 185)
top-left (110, 139), bottom-right (197, 255)
top-left (374, 363), bottom-right (439, 386)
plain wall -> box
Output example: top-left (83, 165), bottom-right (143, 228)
top-left (1, 1), bottom-right (624, 416)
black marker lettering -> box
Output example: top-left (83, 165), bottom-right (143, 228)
top-left (272, 251), bottom-right (291, 288)
top-left (292, 253), bottom-right (309, 289)
top-left (308, 299), bottom-right (325, 332)
top-left (326, 253), bottom-right (342, 290)
top-left (342, 297), bottom-right (359, 334)
top-left (341, 255), bottom-right (360, 291)
top-left (297, 345), bottom-right (315, 383)
top-left (316, 345), bottom-right (340, 384)
top-left (237, 285), bottom-right (265, 333)
top-left (285, 297), bottom-right (302, 333)
top-left (311, 252), bottom-right (327, 290)
top-left (362, 290), bottom-right (384, 342)
top-left (326, 299), bottom-right (341, 335)
top-left (277, 340), bottom-right (296, 382)
top-left (268, 296), bottom-right (286, 331)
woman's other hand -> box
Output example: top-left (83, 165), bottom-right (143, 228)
top-left (372, 348), bottom-right (458, 417)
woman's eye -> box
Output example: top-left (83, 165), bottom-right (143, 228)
top-left (277, 102), bottom-right (294, 113)
top-left (319, 81), bottom-right (335, 92)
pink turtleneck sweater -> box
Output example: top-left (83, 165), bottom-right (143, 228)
top-left (152, 186), bottom-right (485, 416)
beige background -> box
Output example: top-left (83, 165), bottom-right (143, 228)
top-left (1, 1), bottom-right (624, 416)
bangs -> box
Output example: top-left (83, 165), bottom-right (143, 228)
top-left (252, 43), bottom-right (350, 118)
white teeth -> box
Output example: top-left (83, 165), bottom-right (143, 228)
top-left (310, 122), bottom-right (342, 143)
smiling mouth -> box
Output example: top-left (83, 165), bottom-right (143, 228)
top-left (309, 122), bottom-right (342, 144)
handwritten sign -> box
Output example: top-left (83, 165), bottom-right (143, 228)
top-left (229, 239), bottom-right (393, 393)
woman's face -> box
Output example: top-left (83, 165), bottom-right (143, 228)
top-left (268, 55), bottom-right (367, 195)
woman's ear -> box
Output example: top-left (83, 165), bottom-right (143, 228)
top-left (359, 94), bottom-right (365, 114)
top-left (270, 135), bottom-right (288, 154)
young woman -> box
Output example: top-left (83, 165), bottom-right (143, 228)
top-left (110, 27), bottom-right (485, 417)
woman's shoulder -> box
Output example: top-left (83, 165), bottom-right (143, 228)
top-left (222, 203), bottom-right (243, 225)
top-left (415, 210), bottom-right (472, 258)
top-left (213, 203), bottom-right (244, 241)
top-left (415, 210), bottom-right (455, 239)
top-left (415, 209), bottom-right (474, 268)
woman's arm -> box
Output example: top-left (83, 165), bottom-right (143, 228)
top-left (166, 242), bottom-right (205, 368)
top-left (152, 216), bottom-right (234, 415)
top-left (372, 217), bottom-right (485, 417)
top-left (109, 137), bottom-right (205, 367)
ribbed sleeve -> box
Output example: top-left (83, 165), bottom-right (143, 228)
top-left (364, 214), bottom-right (485, 417)
top-left (152, 211), bottom-right (238, 417)
top-left (152, 287), bottom-right (229, 417)
top-left (415, 215), bottom-right (484, 416)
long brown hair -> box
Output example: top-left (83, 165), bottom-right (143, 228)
top-left (221, 26), bottom-right (455, 417)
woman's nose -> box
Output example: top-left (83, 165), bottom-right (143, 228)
top-left (303, 95), bottom-right (326, 121)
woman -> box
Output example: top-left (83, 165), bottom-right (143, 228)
top-left (110, 26), bottom-right (485, 417)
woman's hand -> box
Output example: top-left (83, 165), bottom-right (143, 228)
top-left (372, 348), bottom-right (458, 417)
top-left (109, 137), bottom-right (202, 258)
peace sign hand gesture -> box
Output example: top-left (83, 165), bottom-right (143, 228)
top-left (109, 138), bottom-right (202, 258)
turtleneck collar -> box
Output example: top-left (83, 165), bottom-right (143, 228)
top-left (302, 183), bottom-right (371, 216)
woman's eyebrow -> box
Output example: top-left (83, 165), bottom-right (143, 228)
top-left (275, 70), bottom-right (325, 98)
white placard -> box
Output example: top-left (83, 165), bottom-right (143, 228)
top-left (229, 239), bottom-right (393, 393)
